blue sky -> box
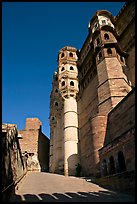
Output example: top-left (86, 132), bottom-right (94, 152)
top-left (2, 2), bottom-right (125, 138)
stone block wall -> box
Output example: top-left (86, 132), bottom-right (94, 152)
top-left (19, 129), bottom-right (39, 154)
top-left (94, 171), bottom-right (135, 195)
top-left (98, 88), bottom-right (135, 192)
top-left (115, 2), bottom-right (135, 86)
top-left (2, 124), bottom-right (27, 202)
top-left (18, 118), bottom-right (49, 172)
top-left (104, 87), bottom-right (135, 145)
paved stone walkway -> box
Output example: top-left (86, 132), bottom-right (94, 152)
top-left (10, 172), bottom-right (135, 202)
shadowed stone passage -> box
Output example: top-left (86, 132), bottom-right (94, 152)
top-left (9, 172), bottom-right (135, 202)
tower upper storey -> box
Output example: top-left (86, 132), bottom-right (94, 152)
top-left (88, 10), bottom-right (115, 34)
top-left (57, 46), bottom-right (78, 99)
top-left (57, 46), bottom-right (78, 66)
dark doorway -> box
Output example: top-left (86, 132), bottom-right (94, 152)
top-left (118, 151), bottom-right (126, 172)
top-left (109, 156), bottom-right (115, 175)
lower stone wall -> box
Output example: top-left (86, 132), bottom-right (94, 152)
top-left (2, 124), bottom-right (27, 202)
top-left (93, 171), bottom-right (135, 196)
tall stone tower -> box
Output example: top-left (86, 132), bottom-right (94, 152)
top-left (49, 71), bottom-right (64, 174)
top-left (58, 46), bottom-right (79, 176)
top-left (50, 3), bottom-right (134, 179)
top-left (77, 9), bottom-right (132, 177)
top-left (89, 10), bottom-right (132, 114)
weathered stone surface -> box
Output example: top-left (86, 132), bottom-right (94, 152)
top-left (2, 124), bottom-right (27, 202)
top-left (49, 2), bottom-right (135, 195)
top-left (18, 118), bottom-right (49, 172)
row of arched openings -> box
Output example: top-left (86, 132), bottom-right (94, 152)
top-left (61, 52), bottom-right (73, 58)
top-left (61, 81), bottom-right (74, 87)
top-left (61, 66), bottom-right (74, 71)
top-left (98, 48), bottom-right (112, 59)
top-left (101, 151), bottom-right (126, 177)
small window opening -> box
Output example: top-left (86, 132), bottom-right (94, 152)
top-left (70, 66), bottom-right (74, 70)
top-left (55, 102), bottom-right (58, 106)
top-left (61, 67), bottom-right (65, 71)
top-left (102, 20), bottom-right (106, 25)
top-left (62, 81), bottom-right (65, 86)
top-left (55, 89), bottom-right (58, 93)
top-left (69, 52), bottom-right (73, 57)
top-left (104, 33), bottom-right (109, 40)
top-left (70, 81), bottom-right (74, 86)
top-left (107, 48), bottom-right (112, 55)
top-left (61, 53), bottom-right (64, 58)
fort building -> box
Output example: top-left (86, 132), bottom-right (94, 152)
top-left (49, 1), bottom-right (135, 187)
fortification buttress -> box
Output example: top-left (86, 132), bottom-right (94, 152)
top-left (58, 46), bottom-right (79, 176)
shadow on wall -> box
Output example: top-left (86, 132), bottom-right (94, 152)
top-left (2, 133), bottom-right (15, 202)
top-left (9, 190), bottom-right (135, 202)
top-left (38, 132), bottom-right (50, 172)
top-left (2, 130), bottom-right (27, 202)
top-left (67, 154), bottom-right (79, 176)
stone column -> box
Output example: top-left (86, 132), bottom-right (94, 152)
top-left (64, 97), bottom-right (78, 176)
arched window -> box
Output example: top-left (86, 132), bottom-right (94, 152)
top-left (70, 81), bottom-right (74, 86)
top-left (52, 117), bottom-right (54, 120)
top-left (101, 159), bottom-right (108, 176)
top-left (104, 33), bottom-right (109, 40)
top-left (55, 89), bottom-right (58, 93)
top-left (61, 53), bottom-right (64, 58)
top-left (61, 67), bottom-right (65, 71)
top-left (102, 20), bottom-right (106, 25)
top-left (70, 66), bottom-right (74, 70)
top-left (107, 48), bottom-right (112, 55)
top-left (69, 52), bottom-right (73, 57)
top-left (117, 151), bottom-right (126, 173)
top-left (109, 156), bottom-right (116, 175)
top-left (55, 102), bottom-right (58, 106)
top-left (62, 81), bottom-right (65, 86)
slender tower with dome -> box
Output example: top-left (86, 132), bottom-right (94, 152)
top-left (49, 46), bottom-right (79, 176)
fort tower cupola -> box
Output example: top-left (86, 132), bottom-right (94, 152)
top-left (58, 46), bottom-right (78, 99)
